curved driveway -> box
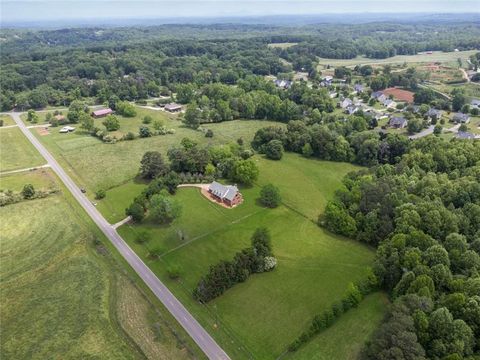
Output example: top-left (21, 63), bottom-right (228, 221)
top-left (9, 112), bottom-right (230, 360)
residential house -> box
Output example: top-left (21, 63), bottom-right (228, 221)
top-left (426, 108), bottom-right (443, 121)
top-left (452, 113), bottom-right (470, 124)
top-left (274, 79), bottom-right (292, 89)
top-left (208, 181), bottom-right (243, 207)
top-left (471, 99), bottom-right (480, 109)
top-left (354, 84), bottom-right (364, 93)
top-left (164, 103), bottom-right (182, 112)
top-left (345, 105), bottom-right (361, 115)
top-left (339, 98), bottom-right (353, 109)
top-left (389, 116), bottom-right (408, 129)
top-left (329, 91), bottom-right (338, 99)
top-left (456, 131), bottom-right (475, 140)
top-left (383, 99), bottom-right (397, 109)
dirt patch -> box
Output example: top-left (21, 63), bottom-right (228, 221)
top-left (36, 127), bottom-right (50, 136)
top-left (383, 87), bottom-right (415, 103)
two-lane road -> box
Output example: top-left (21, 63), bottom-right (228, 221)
top-left (9, 112), bottom-right (230, 360)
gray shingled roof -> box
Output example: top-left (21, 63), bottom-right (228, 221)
top-left (208, 181), bottom-right (239, 201)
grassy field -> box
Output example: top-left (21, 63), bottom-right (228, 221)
top-left (31, 106), bottom-right (280, 206)
top-left (284, 292), bottom-right (388, 360)
top-left (0, 167), bottom-right (58, 192)
top-left (0, 114), bottom-right (16, 126)
top-left (317, 50), bottom-right (478, 68)
top-left (0, 127), bottom-right (45, 172)
top-left (0, 190), bottom-right (195, 359)
top-left (267, 42), bottom-right (298, 49)
top-left (118, 153), bottom-right (379, 359)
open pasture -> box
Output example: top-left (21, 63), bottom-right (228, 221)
top-left (0, 127), bottom-right (45, 172)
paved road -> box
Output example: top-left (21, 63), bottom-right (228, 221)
top-left (9, 112), bottom-right (230, 360)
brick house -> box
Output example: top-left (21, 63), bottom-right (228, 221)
top-left (208, 182), bottom-right (243, 207)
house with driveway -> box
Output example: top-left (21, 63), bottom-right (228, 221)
top-left (208, 182), bottom-right (243, 207)
top-left (389, 116), bottom-right (408, 129)
top-left (452, 113), bottom-right (470, 124)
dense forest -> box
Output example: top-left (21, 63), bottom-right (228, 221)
top-left (1, 21), bottom-right (479, 111)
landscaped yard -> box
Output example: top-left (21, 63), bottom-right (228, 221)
top-left (0, 127), bottom-right (45, 172)
top-left (118, 153), bottom-right (380, 359)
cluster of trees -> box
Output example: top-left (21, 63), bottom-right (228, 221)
top-left (320, 137), bottom-right (480, 359)
top-left (180, 78), bottom-right (335, 128)
top-left (252, 115), bottom-right (411, 166)
top-left (167, 138), bottom-right (259, 186)
top-left (259, 184), bottom-right (281, 208)
top-left (193, 228), bottom-right (276, 302)
top-left (0, 184), bottom-right (58, 207)
top-left (278, 23), bottom-right (480, 61)
top-left (289, 271), bottom-right (378, 352)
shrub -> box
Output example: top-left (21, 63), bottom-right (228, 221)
top-left (264, 139), bottom-right (284, 160)
top-left (148, 246), bottom-right (163, 259)
top-left (143, 115), bottom-right (153, 124)
top-left (135, 230), bottom-right (151, 244)
top-left (205, 129), bottom-right (214, 137)
top-left (124, 131), bottom-right (135, 140)
top-left (116, 101), bottom-right (137, 117)
top-left (259, 184), bottom-right (281, 208)
top-left (139, 125), bottom-right (152, 138)
top-left (95, 189), bottom-right (106, 200)
top-left (263, 256), bottom-right (277, 271)
top-left (302, 143), bottom-right (313, 157)
top-left (102, 115), bottom-right (120, 131)
top-left (126, 202), bottom-right (145, 222)
top-left (21, 184), bottom-right (35, 199)
top-left (167, 264), bottom-right (182, 279)
top-left (240, 149), bottom-right (254, 159)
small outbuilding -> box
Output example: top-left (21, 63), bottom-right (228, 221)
top-left (164, 103), bottom-right (182, 112)
top-left (91, 108), bottom-right (113, 118)
top-left (208, 181), bottom-right (243, 207)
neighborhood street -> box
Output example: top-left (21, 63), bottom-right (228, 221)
top-left (8, 112), bottom-right (231, 360)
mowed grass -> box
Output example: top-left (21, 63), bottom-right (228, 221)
top-left (256, 153), bottom-right (361, 220)
top-left (0, 175), bottom-right (196, 359)
top-left (118, 155), bottom-right (376, 359)
top-left (285, 292), bottom-right (388, 360)
top-left (0, 167), bottom-right (58, 192)
top-left (317, 50), bottom-right (478, 67)
top-left (0, 114), bottom-right (16, 126)
top-left (0, 127), bottom-right (45, 172)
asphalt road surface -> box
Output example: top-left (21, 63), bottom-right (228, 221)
top-left (10, 112), bottom-right (230, 360)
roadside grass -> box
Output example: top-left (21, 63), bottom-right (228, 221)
top-left (0, 114), bottom-right (16, 126)
top-left (0, 172), bottom-right (200, 360)
top-left (317, 50), bottom-right (477, 68)
top-left (0, 127), bottom-right (45, 172)
top-left (96, 179), bottom-right (149, 224)
top-left (119, 154), bottom-right (375, 359)
top-left (0, 168), bottom-right (57, 192)
top-left (284, 292), bottom-right (388, 360)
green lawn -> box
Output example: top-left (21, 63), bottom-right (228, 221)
top-left (118, 154), bottom-right (376, 359)
top-left (0, 114), bottom-right (16, 126)
top-left (0, 127), bottom-right (45, 172)
top-left (0, 167), bottom-right (58, 192)
top-left (256, 153), bottom-right (361, 220)
top-left (285, 292), bottom-right (388, 360)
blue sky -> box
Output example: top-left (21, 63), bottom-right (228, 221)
top-left (2, 1), bottom-right (479, 23)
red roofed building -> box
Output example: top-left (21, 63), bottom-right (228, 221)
top-left (91, 108), bottom-right (114, 118)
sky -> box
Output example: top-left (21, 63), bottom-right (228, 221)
top-left (1, 0), bottom-right (479, 24)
